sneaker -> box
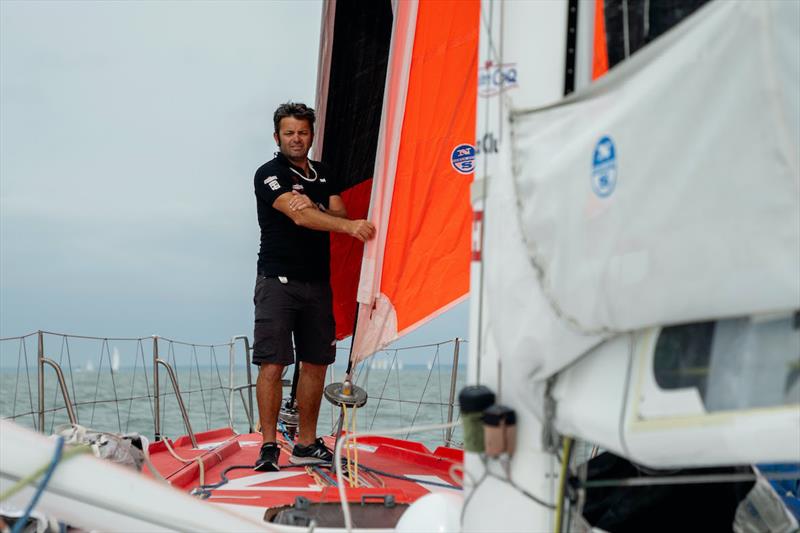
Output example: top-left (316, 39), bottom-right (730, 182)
top-left (289, 438), bottom-right (333, 465)
top-left (254, 442), bottom-right (280, 472)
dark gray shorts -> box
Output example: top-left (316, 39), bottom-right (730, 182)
top-left (252, 276), bottom-right (336, 366)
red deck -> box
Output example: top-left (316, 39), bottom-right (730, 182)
top-left (145, 428), bottom-right (463, 517)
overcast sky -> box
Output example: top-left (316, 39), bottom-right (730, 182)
top-left (0, 0), bottom-right (468, 365)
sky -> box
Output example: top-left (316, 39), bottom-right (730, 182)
top-left (0, 0), bottom-right (468, 366)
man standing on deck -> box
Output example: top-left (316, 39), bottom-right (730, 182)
top-left (252, 102), bottom-right (375, 471)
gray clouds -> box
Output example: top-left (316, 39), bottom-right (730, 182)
top-left (1, 0), bottom-right (322, 340)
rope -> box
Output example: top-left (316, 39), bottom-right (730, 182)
top-left (341, 402), bottom-right (362, 489)
top-left (334, 421), bottom-right (459, 533)
top-left (553, 437), bottom-right (574, 533)
top-left (357, 464), bottom-right (460, 490)
top-left (162, 437), bottom-right (206, 487)
top-left (8, 437), bottom-right (65, 533)
top-left (352, 407), bottom-right (359, 488)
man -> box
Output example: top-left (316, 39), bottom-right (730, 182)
top-left (252, 102), bottom-right (375, 472)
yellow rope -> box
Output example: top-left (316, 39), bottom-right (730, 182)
top-left (352, 406), bottom-right (359, 486)
top-left (343, 404), bottom-right (355, 487)
top-left (341, 402), bottom-right (365, 488)
top-left (553, 437), bottom-right (573, 533)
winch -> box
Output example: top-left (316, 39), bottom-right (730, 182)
top-left (323, 380), bottom-right (368, 409)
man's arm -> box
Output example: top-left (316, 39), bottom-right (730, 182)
top-left (287, 192), bottom-right (347, 218)
top-left (327, 195), bottom-right (347, 218)
top-left (274, 192), bottom-right (375, 242)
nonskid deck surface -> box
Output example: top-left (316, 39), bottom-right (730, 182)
top-left (145, 428), bottom-right (462, 514)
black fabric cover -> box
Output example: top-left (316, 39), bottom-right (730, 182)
top-left (582, 452), bottom-right (753, 532)
top-left (320, 0), bottom-right (393, 191)
top-left (603, 0), bottom-right (710, 69)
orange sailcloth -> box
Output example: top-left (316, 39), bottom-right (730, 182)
top-left (350, 0), bottom-right (478, 362)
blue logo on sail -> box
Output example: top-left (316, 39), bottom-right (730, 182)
top-left (591, 136), bottom-right (617, 197)
top-left (451, 144), bottom-right (476, 174)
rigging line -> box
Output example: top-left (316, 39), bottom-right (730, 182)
top-left (125, 342), bottom-right (139, 433)
top-left (406, 345), bottom-right (438, 439)
top-left (394, 351), bottom-right (402, 423)
top-left (192, 345), bottom-right (210, 432)
top-left (63, 337), bottom-right (79, 425)
top-left (12, 393), bottom-right (167, 418)
top-left (138, 339), bottom-right (155, 424)
top-left (356, 398), bottom-right (454, 407)
top-left (207, 346), bottom-right (214, 427)
top-left (436, 344), bottom-right (445, 440)
top-left (388, 339), bottom-right (456, 352)
top-left (37, 331), bottom-right (148, 342)
top-left (210, 345), bottom-right (231, 414)
top-left (354, 358), bottom-right (366, 384)
top-left (460, 469), bottom-right (488, 523)
top-left (105, 340), bottom-right (123, 433)
top-left (89, 340), bottom-right (106, 427)
top-left (48, 337), bottom-right (68, 434)
top-left (162, 341), bottom-right (174, 436)
top-left (11, 339), bottom-right (22, 423)
top-left (0, 331), bottom-right (38, 341)
top-left (154, 337), bottom-right (231, 349)
top-left (187, 346), bottom-right (195, 419)
top-left (359, 357), bottom-right (371, 390)
top-left (480, 0), bottom-right (500, 66)
top-left (368, 352), bottom-right (396, 430)
top-left (22, 337), bottom-right (36, 430)
top-left (488, 470), bottom-right (556, 509)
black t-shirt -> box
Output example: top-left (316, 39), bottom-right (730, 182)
top-left (254, 152), bottom-right (341, 280)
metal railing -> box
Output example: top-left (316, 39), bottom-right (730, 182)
top-left (0, 330), bottom-right (465, 449)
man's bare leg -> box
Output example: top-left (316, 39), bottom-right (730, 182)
top-left (256, 363), bottom-right (284, 443)
top-left (296, 361), bottom-right (328, 447)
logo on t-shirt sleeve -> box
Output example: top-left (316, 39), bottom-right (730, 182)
top-left (264, 175), bottom-right (280, 191)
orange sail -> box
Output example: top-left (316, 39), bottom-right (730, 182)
top-left (351, 0), bottom-right (478, 361)
top-left (592, 0), bottom-right (609, 80)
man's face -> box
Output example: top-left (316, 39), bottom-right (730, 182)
top-left (274, 116), bottom-right (313, 162)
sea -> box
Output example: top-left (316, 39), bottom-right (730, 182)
top-left (0, 337), bottom-right (466, 450)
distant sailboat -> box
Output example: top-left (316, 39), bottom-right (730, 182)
top-left (84, 360), bottom-right (95, 373)
top-left (111, 348), bottom-right (120, 373)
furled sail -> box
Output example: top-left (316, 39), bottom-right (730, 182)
top-left (348, 0), bottom-right (479, 362)
top-left (486, 0), bottom-right (800, 378)
top-left (315, 0), bottom-right (393, 341)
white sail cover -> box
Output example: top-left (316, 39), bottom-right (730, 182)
top-left (486, 0), bottom-right (800, 379)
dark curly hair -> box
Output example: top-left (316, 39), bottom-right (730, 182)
top-left (273, 102), bottom-right (316, 134)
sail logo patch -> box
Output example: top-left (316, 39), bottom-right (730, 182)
top-left (451, 144), bottom-right (476, 174)
top-left (478, 61), bottom-right (518, 98)
top-left (591, 136), bottom-right (617, 198)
